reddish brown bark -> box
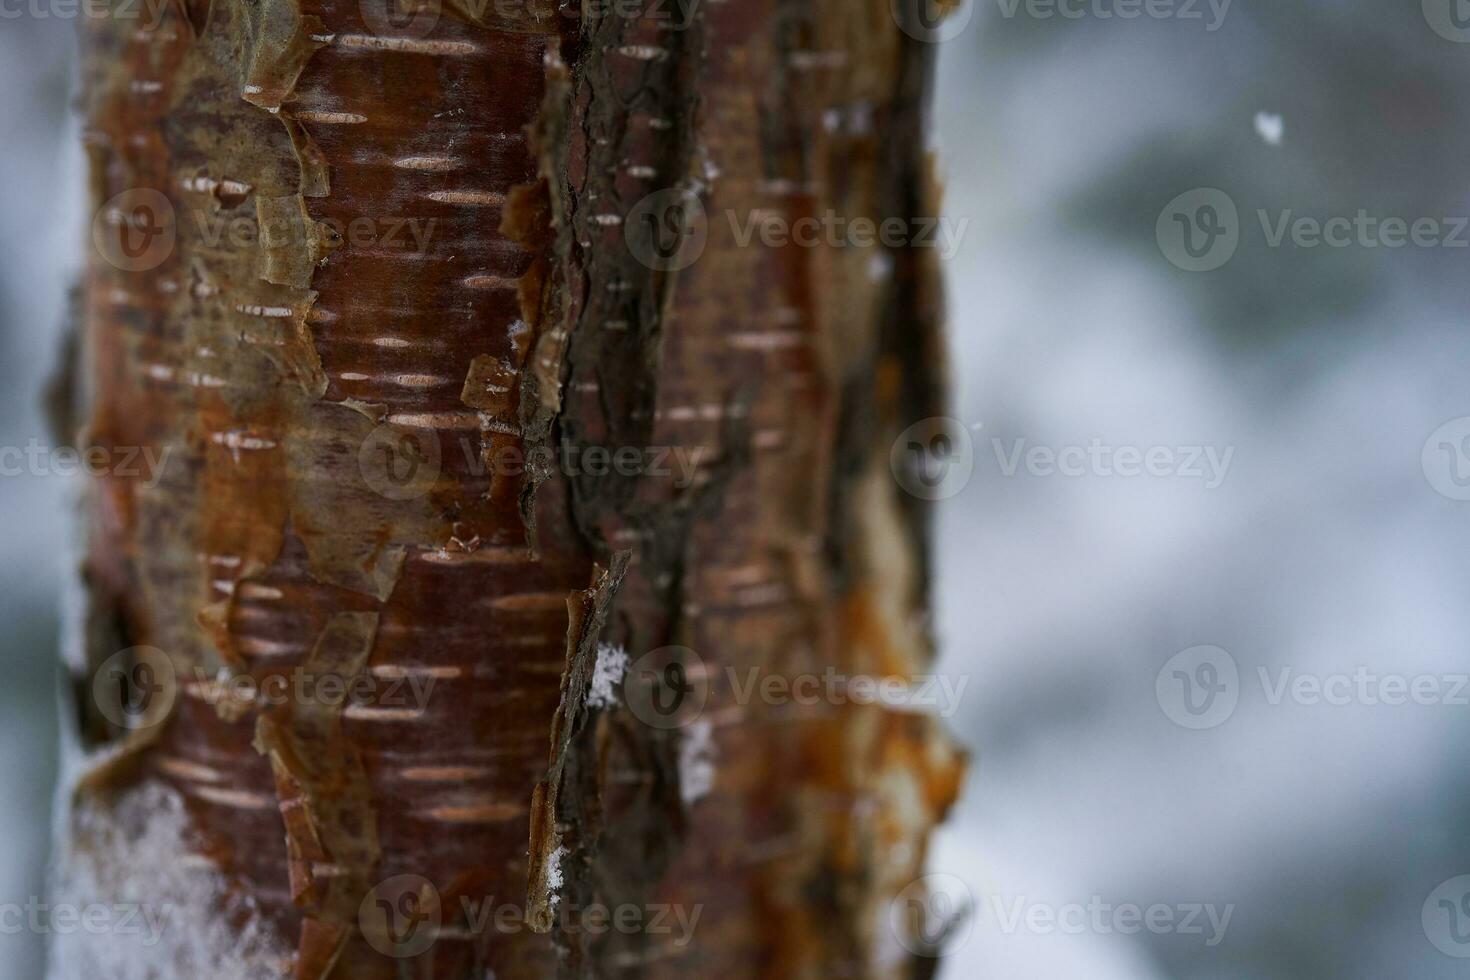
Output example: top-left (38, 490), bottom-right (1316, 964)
top-left (59, 1), bottom-right (964, 978)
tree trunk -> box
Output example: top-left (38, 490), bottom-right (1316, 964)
top-left (55, 1), bottom-right (965, 978)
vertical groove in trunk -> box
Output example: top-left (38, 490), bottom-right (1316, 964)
top-left (58, 1), bottom-right (966, 978)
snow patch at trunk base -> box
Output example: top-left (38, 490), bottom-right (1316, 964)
top-left (47, 781), bottom-right (290, 980)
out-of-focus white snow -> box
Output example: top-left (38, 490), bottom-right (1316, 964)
top-left (47, 783), bottom-right (290, 980)
top-left (1254, 111), bottom-right (1285, 145)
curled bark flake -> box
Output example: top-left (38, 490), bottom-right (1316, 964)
top-left (527, 551), bottom-right (631, 933)
top-left (252, 611), bottom-right (383, 979)
top-left (239, 0), bottom-right (327, 113)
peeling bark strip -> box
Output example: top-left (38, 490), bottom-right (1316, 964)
top-left (64, 0), bottom-right (965, 978)
top-left (252, 611), bottom-right (382, 974)
top-left (526, 552), bottom-right (630, 934)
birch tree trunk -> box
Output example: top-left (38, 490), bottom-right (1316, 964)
top-left (56, 0), bottom-right (965, 977)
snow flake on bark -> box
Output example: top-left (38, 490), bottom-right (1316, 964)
top-left (545, 845), bottom-right (568, 909)
top-left (587, 643), bottom-right (630, 709)
top-left (679, 719), bottom-right (717, 806)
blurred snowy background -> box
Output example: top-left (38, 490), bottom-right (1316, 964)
top-left (5, 2), bottom-right (1470, 977)
top-left (0, 16), bottom-right (79, 980)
